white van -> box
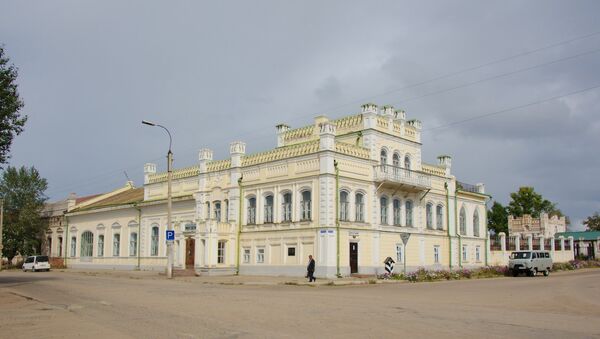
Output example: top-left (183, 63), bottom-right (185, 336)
top-left (508, 251), bottom-right (552, 277)
top-left (22, 255), bottom-right (51, 272)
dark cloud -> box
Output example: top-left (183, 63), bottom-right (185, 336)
top-left (1, 0), bottom-right (599, 230)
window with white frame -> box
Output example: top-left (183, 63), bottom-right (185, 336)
top-left (396, 244), bottom-right (404, 263)
top-left (434, 245), bottom-right (440, 264)
top-left (301, 191), bottom-right (311, 220)
top-left (436, 205), bottom-right (444, 230)
top-left (393, 152), bottom-right (400, 167)
top-left (355, 193), bottom-right (364, 222)
top-left (459, 207), bottom-right (467, 235)
top-left (405, 200), bottom-right (413, 227)
top-left (380, 149), bottom-right (387, 165)
top-left (256, 247), bottom-right (265, 263)
top-left (380, 196), bottom-right (388, 224)
top-left (214, 201), bottom-right (221, 222)
top-left (70, 236), bottom-right (76, 257)
top-left (150, 225), bottom-right (159, 256)
top-left (462, 245), bottom-right (468, 262)
top-left (404, 155), bottom-right (411, 170)
top-left (80, 231), bottom-right (93, 257)
top-left (247, 197), bottom-right (256, 224)
top-left (340, 191), bottom-right (349, 221)
top-left (426, 203), bottom-right (433, 229)
top-left (473, 210), bottom-right (480, 237)
top-left (129, 232), bottom-right (137, 256)
top-left (217, 240), bottom-right (226, 264)
top-left (98, 235), bottom-right (104, 257)
top-left (282, 192), bottom-right (292, 222)
top-left (113, 234), bottom-right (120, 257)
top-left (264, 195), bottom-right (274, 223)
top-left (475, 246), bottom-right (481, 262)
top-left (243, 248), bottom-right (250, 263)
top-left (393, 199), bottom-right (401, 225)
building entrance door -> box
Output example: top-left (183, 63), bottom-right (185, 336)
top-left (349, 242), bottom-right (358, 274)
top-left (186, 238), bottom-right (195, 268)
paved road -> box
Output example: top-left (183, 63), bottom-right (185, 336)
top-left (1, 269), bottom-right (599, 338)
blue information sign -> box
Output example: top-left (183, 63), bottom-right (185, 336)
top-left (166, 230), bottom-right (175, 241)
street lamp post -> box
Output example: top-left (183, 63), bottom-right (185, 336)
top-left (142, 120), bottom-right (174, 279)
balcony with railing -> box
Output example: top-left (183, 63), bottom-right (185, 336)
top-left (373, 165), bottom-right (431, 191)
top-left (457, 181), bottom-right (485, 194)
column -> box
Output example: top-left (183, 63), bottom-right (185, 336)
top-left (550, 236), bottom-right (555, 252)
top-left (515, 234), bottom-right (520, 251)
top-left (539, 236), bottom-right (545, 250)
top-left (527, 234), bottom-right (533, 251)
top-left (559, 236), bottom-right (565, 251)
top-left (499, 232), bottom-right (506, 252)
top-left (568, 236), bottom-right (574, 259)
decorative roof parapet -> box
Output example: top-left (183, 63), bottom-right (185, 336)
top-left (147, 165), bottom-right (200, 184)
top-left (242, 140), bottom-right (320, 166)
top-left (207, 159), bottom-right (232, 172)
top-left (335, 142), bottom-right (370, 160)
top-left (422, 163), bottom-right (447, 177)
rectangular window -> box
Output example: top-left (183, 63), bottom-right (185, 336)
top-left (243, 248), bottom-right (250, 263)
top-left (58, 237), bottom-right (63, 257)
top-left (257, 248), bottom-right (265, 263)
top-left (475, 246), bottom-right (481, 262)
top-left (113, 234), bottom-right (120, 257)
top-left (287, 247), bottom-right (296, 256)
top-left (214, 202), bottom-right (221, 222)
top-left (151, 227), bottom-right (159, 256)
top-left (98, 235), bottom-right (104, 257)
top-left (462, 245), bottom-right (468, 262)
top-left (282, 193), bottom-right (292, 222)
top-left (393, 200), bottom-right (401, 225)
top-left (129, 233), bottom-right (137, 257)
top-left (70, 236), bottom-right (76, 257)
top-left (396, 244), bottom-right (404, 263)
top-left (434, 245), bottom-right (440, 264)
top-left (217, 241), bottom-right (226, 264)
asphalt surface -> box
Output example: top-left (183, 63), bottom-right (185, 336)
top-left (1, 269), bottom-right (599, 338)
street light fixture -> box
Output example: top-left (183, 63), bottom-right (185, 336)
top-left (142, 120), bottom-right (174, 279)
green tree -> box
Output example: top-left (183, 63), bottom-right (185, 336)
top-left (0, 45), bottom-right (27, 167)
top-left (507, 187), bottom-right (559, 218)
top-left (1, 166), bottom-right (48, 262)
top-left (487, 201), bottom-right (508, 235)
top-left (583, 212), bottom-right (600, 231)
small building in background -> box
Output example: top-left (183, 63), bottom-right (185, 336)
top-left (508, 213), bottom-right (566, 238)
top-left (555, 231), bottom-right (600, 260)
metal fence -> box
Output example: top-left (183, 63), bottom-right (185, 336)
top-left (554, 239), bottom-right (562, 250)
top-left (507, 236), bottom-right (516, 251)
top-left (490, 235), bottom-right (502, 251)
top-left (564, 241), bottom-right (571, 251)
top-left (531, 238), bottom-right (540, 250)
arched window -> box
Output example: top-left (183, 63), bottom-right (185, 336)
top-left (355, 193), bottom-right (364, 222)
top-left (214, 201), bottom-right (221, 222)
top-left (264, 195), bottom-right (274, 223)
top-left (98, 235), bottom-right (104, 257)
top-left (436, 205), bottom-right (444, 230)
top-left (150, 225), bottom-right (159, 256)
top-left (459, 207), bottom-right (467, 235)
top-left (393, 199), bottom-right (401, 225)
top-left (380, 149), bottom-right (388, 165)
top-left (405, 200), bottom-right (413, 227)
top-left (393, 153), bottom-right (400, 167)
top-left (380, 196), bottom-right (388, 225)
top-left (129, 232), bottom-right (138, 256)
top-left (426, 203), bottom-right (433, 229)
top-left (113, 234), bottom-right (120, 257)
top-left (404, 155), bottom-right (411, 170)
top-left (80, 231), bottom-right (93, 257)
top-left (340, 191), bottom-right (349, 221)
top-left (247, 197), bottom-right (257, 224)
top-left (70, 236), bottom-right (76, 257)
top-left (301, 191), bottom-right (311, 220)
top-left (282, 192), bottom-right (292, 222)
top-left (473, 210), bottom-right (480, 237)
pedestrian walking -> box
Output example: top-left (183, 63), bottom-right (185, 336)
top-left (307, 255), bottom-right (316, 282)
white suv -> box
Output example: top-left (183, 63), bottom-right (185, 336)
top-left (22, 255), bottom-right (51, 272)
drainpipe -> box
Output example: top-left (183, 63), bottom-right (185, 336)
top-left (334, 160), bottom-right (341, 278)
top-left (236, 176), bottom-right (243, 275)
top-left (134, 204), bottom-right (141, 270)
top-left (455, 188), bottom-right (462, 268)
top-left (484, 195), bottom-right (491, 267)
top-left (444, 182), bottom-right (452, 269)
top-left (64, 215), bottom-right (69, 267)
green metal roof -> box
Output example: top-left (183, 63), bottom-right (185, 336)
top-left (555, 231), bottom-right (600, 241)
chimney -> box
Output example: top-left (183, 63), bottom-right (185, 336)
top-left (144, 163), bottom-right (157, 184)
top-left (198, 148), bottom-right (213, 173)
top-left (361, 103), bottom-right (378, 129)
top-left (67, 193), bottom-right (77, 212)
top-left (319, 119), bottom-right (336, 151)
top-left (437, 155), bottom-right (452, 176)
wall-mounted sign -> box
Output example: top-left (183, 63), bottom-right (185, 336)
top-left (184, 222), bottom-right (197, 232)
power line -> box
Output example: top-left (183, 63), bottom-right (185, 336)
top-left (424, 83), bottom-right (600, 132)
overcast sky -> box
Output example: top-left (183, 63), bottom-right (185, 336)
top-left (2, 1), bottom-right (599, 230)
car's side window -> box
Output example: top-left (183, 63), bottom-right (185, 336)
top-left (545, 253), bottom-right (550, 258)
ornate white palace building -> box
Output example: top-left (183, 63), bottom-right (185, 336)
top-left (47, 104), bottom-right (489, 277)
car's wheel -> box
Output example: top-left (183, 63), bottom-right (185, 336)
top-left (543, 269), bottom-right (550, 277)
top-left (32, 267), bottom-right (36, 272)
top-left (512, 269), bottom-right (519, 277)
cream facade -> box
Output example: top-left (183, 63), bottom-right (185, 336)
top-left (508, 213), bottom-right (566, 238)
top-left (58, 103), bottom-right (489, 277)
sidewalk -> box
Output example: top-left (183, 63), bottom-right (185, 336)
top-left (57, 268), bottom-right (405, 286)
